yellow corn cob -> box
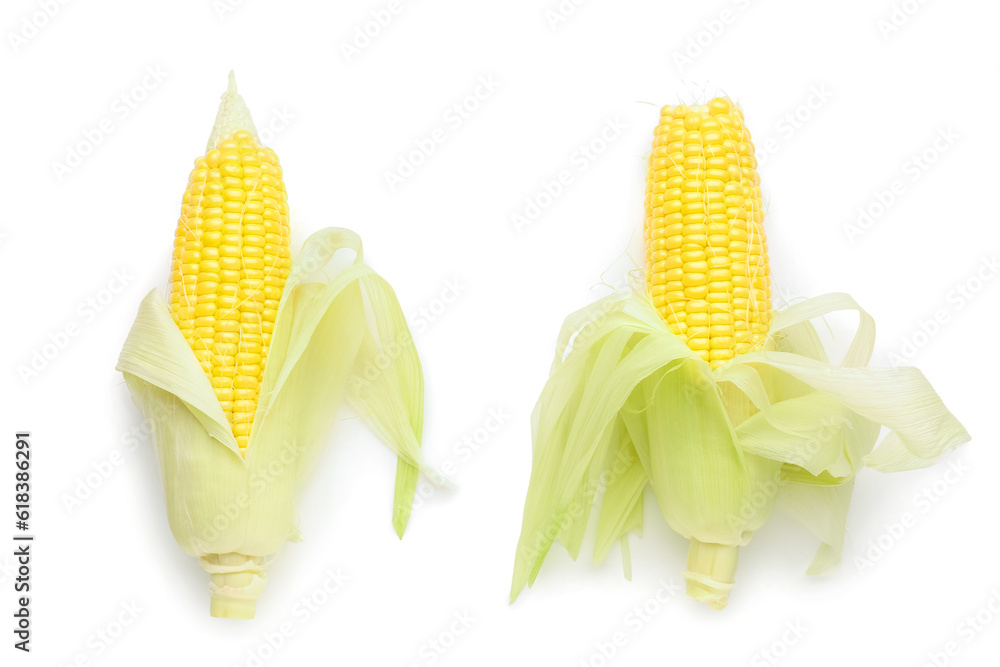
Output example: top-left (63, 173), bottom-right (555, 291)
top-left (117, 74), bottom-right (430, 619)
top-left (644, 97), bottom-right (771, 367)
top-left (168, 125), bottom-right (292, 451)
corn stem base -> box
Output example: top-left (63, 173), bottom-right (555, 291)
top-left (684, 539), bottom-right (739, 610)
top-left (201, 553), bottom-right (267, 619)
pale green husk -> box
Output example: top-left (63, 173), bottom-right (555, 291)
top-left (511, 282), bottom-right (969, 608)
top-left (117, 228), bottom-right (425, 615)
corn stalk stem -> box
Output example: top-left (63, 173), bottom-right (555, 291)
top-left (684, 539), bottom-right (739, 610)
top-left (202, 553), bottom-right (266, 619)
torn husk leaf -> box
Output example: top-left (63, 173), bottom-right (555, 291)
top-left (117, 75), bottom-right (427, 618)
top-left (511, 98), bottom-right (969, 610)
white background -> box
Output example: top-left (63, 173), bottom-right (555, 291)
top-left (2, 0), bottom-right (998, 665)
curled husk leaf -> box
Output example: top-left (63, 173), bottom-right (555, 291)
top-left (510, 279), bottom-right (969, 608)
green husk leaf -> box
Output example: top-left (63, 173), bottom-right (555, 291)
top-left (593, 417), bottom-right (646, 566)
top-left (778, 480), bottom-right (856, 574)
top-left (511, 288), bottom-right (969, 602)
top-left (769, 292), bottom-right (874, 367)
top-left (641, 358), bottom-right (750, 545)
top-left (347, 269), bottom-right (425, 538)
top-left (734, 392), bottom-right (880, 481)
top-left (117, 289), bottom-right (240, 458)
top-left (511, 294), bottom-right (699, 601)
top-left (117, 227), bottom-right (426, 563)
top-left (733, 352), bottom-right (969, 472)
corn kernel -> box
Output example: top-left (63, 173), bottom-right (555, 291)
top-left (168, 130), bottom-right (292, 452)
top-left (643, 97), bottom-right (770, 367)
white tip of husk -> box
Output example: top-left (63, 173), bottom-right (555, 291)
top-left (206, 71), bottom-right (259, 152)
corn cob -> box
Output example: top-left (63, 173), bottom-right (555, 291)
top-left (511, 95), bottom-right (968, 612)
top-left (118, 73), bottom-right (428, 619)
top-left (168, 83), bottom-right (292, 452)
top-left (644, 98), bottom-right (771, 367)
